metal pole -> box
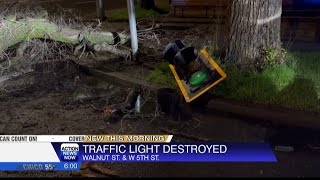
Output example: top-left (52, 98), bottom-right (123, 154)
top-left (127, 0), bottom-right (138, 57)
top-left (96, 0), bottom-right (105, 21)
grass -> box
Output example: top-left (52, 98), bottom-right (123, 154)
top-left (154, 5), bottom-right (171, 14)
top-left (146, 62), bottom-right (178, 89)
top-left (108, 7), bottom-right (158, 22)
top-left (147, 53), bottom-right (320, 112)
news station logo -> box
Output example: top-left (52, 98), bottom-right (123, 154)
top-left (60, 143), bottom-right (79, 161)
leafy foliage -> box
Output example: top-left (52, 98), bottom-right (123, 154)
top-left (258, 46), bottom-right (287, 69)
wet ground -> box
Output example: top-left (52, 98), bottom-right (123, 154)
top-left (0, 60), bottom-right (319, 177)
top-left (0, 0), bottom-right (320, 178)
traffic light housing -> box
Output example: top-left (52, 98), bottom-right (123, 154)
top-left (163, 40), bottom-right (227, 103)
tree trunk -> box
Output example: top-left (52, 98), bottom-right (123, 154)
top-left (225, 0), bottom-right (282, 65)
top-left (140, 0), bottom-right (155, 10)
top-left (0, 18), bottom-right (129, 53)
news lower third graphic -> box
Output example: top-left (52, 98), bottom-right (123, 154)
top-left (0, 135), bottom-right (277, 171)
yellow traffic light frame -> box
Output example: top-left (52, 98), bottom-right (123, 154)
top-left (169, 49), bottom-right (227, 103)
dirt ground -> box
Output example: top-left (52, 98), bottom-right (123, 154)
top-left (1, 64), bottom-right (320, 177)
top-left (0, 0), bottom-right (320, 177)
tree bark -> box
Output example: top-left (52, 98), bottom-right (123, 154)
top-left (225, 0), bottom-right (282, 65)
top-left (140, 0), bottom-right (155, 10)
top-left (0, 18), bottom-right (129, 53)
top-left (93, 43), bottom-right (131, 58)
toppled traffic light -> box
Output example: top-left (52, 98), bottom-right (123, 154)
top-left (163, 40), bottom-right (227, 103)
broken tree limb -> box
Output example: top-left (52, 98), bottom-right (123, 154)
top-left (137, 23), bottom-right (161, 33)
top-left (0, 17), bottom-right (130, 53)
top-left (86, 31), bottom-right (129, 45)
top-left (1, 18), bottom-right (77, 52)
top-left (103, 87), bottom-right (140, 123)
top-left (94, 43), bottom-right (131, 58)
top-left (15, 41), bottom-right (29, 59)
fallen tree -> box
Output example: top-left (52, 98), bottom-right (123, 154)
top-left (0, 11), bottom-right (132, 80)
top-left (0, 16), bottom-right (130, 54)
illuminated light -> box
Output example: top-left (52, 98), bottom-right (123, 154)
top-left (169, 49), bottom-right (227, 103)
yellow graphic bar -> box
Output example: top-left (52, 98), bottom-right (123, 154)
top-left (84, 135), bottom-right (173, 143)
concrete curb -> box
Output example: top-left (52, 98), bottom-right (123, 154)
top-left (92, 68), bottom-right (320, 129)
top-left (92, 69), bottom-right (163, 91)
top-left (207, 99), bottom-right (320, 130)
